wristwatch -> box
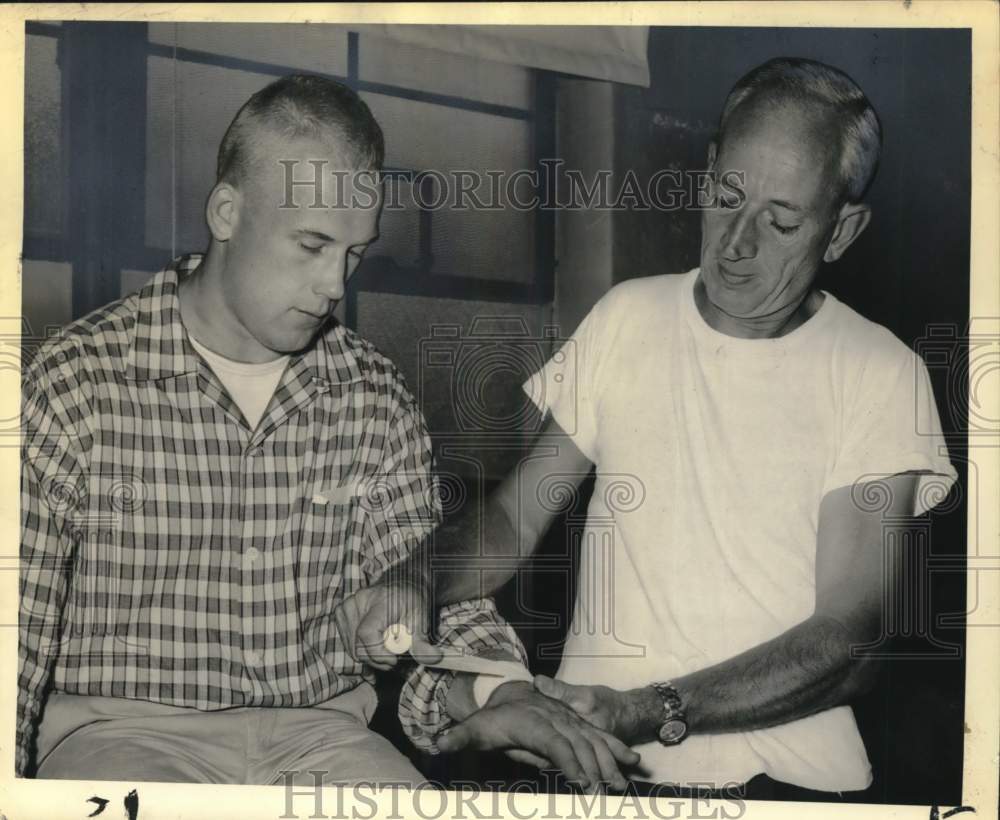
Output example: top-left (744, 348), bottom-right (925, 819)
top-left (651, 681), bottom-right (689, 745)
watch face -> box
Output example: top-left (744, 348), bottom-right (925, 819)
top-left (659, 718), bottom-right (688, 745)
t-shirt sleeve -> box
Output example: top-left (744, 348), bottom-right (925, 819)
top-left (521, 292), bottom-right (614, 463)
top-left (823, 345), bottom-right (958, 516)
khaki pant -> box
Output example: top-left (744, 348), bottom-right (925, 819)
top-left (34, 684), bottom-right (425, 786)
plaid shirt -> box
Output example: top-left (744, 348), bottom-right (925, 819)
top-left (18, 254), bottom-right (526, 777)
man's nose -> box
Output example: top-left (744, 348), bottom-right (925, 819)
top-left (314, 254), bottom-right (347, 301)
top-left (720, 211), bottom-right (758, 261)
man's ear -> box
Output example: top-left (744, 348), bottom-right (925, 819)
top-left (824, 201), bottom-right (871, 263)
top-left (205, 182), bottom-right (239, 242)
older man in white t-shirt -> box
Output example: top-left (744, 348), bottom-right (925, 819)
top-left (342, 57), bottom-right (957, 796)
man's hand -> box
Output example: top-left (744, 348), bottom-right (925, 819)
top-left (533, 675), bottom-right (648, 745)
top-left (437, 681), bottom-right (640, 792)
top-left (333, 578), bottom-right (443, 671)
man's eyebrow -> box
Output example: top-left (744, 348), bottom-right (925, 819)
top-left (294, 229), bottom-right (379, 245)
top-left (770, 199), bottom-right (803, 213)
top-left (295, 229), bottom-right (334, 242)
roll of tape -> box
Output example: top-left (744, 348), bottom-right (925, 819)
top-left (383, 623), bottom-right (413, 655)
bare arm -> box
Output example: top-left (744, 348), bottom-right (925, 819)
top-left (538, 474), bottom-right (918, 743)
top-left (430, 415), bottom-right (594, 605)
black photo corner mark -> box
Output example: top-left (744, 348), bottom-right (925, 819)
top-left (930, 806), bottom-right (976, 820)
top-left (85, 795), bottom-right (110, 816)
top-left (83, 790), bottom-right (138, 819)
top-left (124, 789), bottom-right (139, 820)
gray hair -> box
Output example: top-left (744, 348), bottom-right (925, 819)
top-left (217, 73), bottom-right (384, 187)
top-left (716, 57), bottom-right (882, 203)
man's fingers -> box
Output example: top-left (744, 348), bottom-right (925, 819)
top-left (534, 674), bottom-right (578, 707)
top-left (560, 727), bottom-right (603, 790)
top-left (533, 730), bottom-right (588, 790)
top-left (333, 582), bottom-right (436, 673)
top-left (408, 636), bottom-right (444, 665)
top-left (507, 717), bottom-right (588, 788)
top-left (437, 722), bottom-right (476, 754)
top-left (357, 643), bottom-right (394, 670)
top-left (356, 614), bottom-right (398, 670)
top-left (584, 731), bottom-right (628, 791)
top-left (360, 622), bottom-right (440, 670)
top-left (596, 729), bottom-right (641, 767)
top-left (533, 674), bottom-right (559, 697)
top-left (437, 707), bottom-right (604, 792)
top-left (505, 749), bottom-right (552, 770)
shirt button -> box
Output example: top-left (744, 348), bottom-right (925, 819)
top-left (246, 445), bottom-right (263, 458)
top-left (245, 650), bottom-right (262, 666)
top-left (245, 547), bottom-right (261, 563)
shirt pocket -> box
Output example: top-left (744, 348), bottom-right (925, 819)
top-left (289, 480), bottom-right (365, 618)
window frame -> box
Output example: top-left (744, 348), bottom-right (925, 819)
top-left (22, 22), bottom-right (557, 322)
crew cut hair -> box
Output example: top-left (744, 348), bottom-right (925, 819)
top-left (217, 73), bottom-right (385, 187)
top-left (717, 57), bottom-right (882, 203)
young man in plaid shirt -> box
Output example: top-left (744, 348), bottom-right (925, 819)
top-left (18, 74), bottom-right (637, 788)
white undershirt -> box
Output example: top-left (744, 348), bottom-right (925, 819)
top-left (524, 269), bottom-right (956, 790)
top-left (189, 335), bottom-right (290, 430)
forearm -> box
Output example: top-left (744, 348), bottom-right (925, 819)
top-left (424, 420), bottom-right (592, 607)
top-left (389, 486), bottom-right (538, 607)
top-left (624, 613), bottom-right (879, 744)
top-left (431, 493), bottom-right (532, 605)
top-left (380, 503), bottom-right (517, 609)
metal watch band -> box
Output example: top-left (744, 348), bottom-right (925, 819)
top-left (651, 681), bottom-right (689, 745)
top-left (651, 681), bottom-right (683, 716)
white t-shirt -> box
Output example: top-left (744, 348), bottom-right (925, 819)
top-left (523, 269), bottom-right (957, 791)
top-left (189, 335), bottom-right (289, 430)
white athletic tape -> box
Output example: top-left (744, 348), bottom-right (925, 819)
top-left (383, 622), bottom-right (532, 684)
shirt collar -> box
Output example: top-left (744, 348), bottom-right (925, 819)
top-left (122, 253), bottom-right (363, 384)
